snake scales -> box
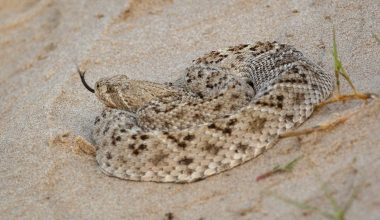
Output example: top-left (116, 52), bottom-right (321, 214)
top-left (80, 41), bottom-right (334, 183)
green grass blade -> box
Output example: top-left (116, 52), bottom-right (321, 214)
top-left (343, 185), bottom-right (360, 213)
top-left (373, 33), bottom-right (380, 44)
top-left (339, 62), bottom-right (357, 93)
top-left (272, 193), bottom-right (333, 219)
top-left (282, 156), bottom-right (303, 172)
top-left (332, 28), bottom-right (341, 94)
top-left (321, 183), bottom-right (340, 213)
top-left (332, 28), bottom-right (357, 93)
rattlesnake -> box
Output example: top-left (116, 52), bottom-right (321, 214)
top-left (79, 41), bottom-right (334, 183)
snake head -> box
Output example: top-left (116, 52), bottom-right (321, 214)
top-left (79, 69), bottom-right (179, 112)
top-left (95, 75), bottom-right (181, 112)
top-left (94, 75), bottom-right (134, 110)
top-left (78, 69), bottom-right (134, 110)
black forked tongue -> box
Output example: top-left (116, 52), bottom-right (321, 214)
top-left (78, 67), bottom-right (95, 93)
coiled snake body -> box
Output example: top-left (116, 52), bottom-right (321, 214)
top-left (80, 41), bottom-right (334, 183)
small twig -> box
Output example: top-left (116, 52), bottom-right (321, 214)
top-left (256, 156), bottom-right (302, 181)
top-left (279, 111), bottom-right (355, 139)
top-left (317, 92), bottom-right (376, 108)
top-left (281, 91), bottom-right (377, 139)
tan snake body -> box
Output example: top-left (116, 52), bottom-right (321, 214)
top-left (82, 41), bottom-right (334, 183)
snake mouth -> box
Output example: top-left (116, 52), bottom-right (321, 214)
top-left (78, 67), bottom-right (95, 93)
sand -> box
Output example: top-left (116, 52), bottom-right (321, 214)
top-left (1, 0), bottom-right (379, 219)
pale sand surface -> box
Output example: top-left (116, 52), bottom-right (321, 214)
top-left (1, 0), bottom-right (380, 219)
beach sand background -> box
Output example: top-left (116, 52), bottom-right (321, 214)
top-left (1, 0), bottom-right (379, 219)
